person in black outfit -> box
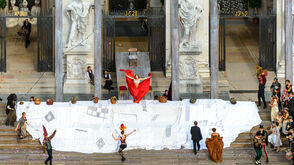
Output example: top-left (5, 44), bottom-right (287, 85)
top-left (270, 78), bottom-right (281, 110)
top-left (21, 19), bottom-right (31, 48)
top-left (162, 90), bottom-right (169, 97)
top-left (286, 80), bottom-right (293, 94)
top-left (258, 74), bottom-right (267, 109)
top-left (112, 129), bottom-right (136, 162)
top-left (86, 66), bottom-right (94, 85)
top-left (190, 121), bottom-right (203, 155)
top-left (288, 93), bottom-right (294, 119)
top-left (287, 116), bottom-right (294, 132)
top-left (103, 70), bottom-right (114, 92)
top-left (42, 125), bottom-right (56, 165)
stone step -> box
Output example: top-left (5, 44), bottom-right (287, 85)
top-left (0, 137), bottom-right (40, 144)
top-left (0, 144), bottom-right (41, 149)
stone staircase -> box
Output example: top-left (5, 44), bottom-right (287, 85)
top-left (0, 71), bottom-right (171, 100)
top-left (0, 102), bottom-right (291, 164)
top-left (228, 102), bottom-right (291, 164)
top-left (0, 103), bottom-right (42, 151)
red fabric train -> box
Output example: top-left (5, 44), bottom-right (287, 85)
top-left (120, 69), bottom-right (152, 103)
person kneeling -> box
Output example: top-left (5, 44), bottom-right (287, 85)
top-left (14, 112), bottom-right (28, 141)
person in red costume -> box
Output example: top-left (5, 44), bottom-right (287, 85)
top-left (120, 69), bottom-right (152, 103)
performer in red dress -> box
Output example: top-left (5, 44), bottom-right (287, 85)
top-left (120, 70), bottom-right (152, 103)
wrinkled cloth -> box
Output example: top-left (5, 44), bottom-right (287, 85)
top-left (16, 99), bottom-right (261, 154)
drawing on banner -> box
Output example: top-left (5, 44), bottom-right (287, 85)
top-left (151, 114), bottom-right (159, 121)
top-left (44, 111), bottom-right (55, 122)
top-left (165, 125), bottom-right (172, 138)
top-left (86, 105), bottom-right (109, 120)
top-left (96, 138), bottom-right (105, 149)
top-left (75, 129), bottom-right (87, 132)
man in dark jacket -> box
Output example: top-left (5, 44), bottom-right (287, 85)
top-left (21, 19), bottom-right (31, 48)
top-left (288, 93), bottom-right (294, 118)
top-left (190, 121), bottom-right (202, 155)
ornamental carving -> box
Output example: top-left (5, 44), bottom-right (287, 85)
top-left (179, 56), bottom-right (199, 80)
top-left (67, 56), bottom-right (86, 80)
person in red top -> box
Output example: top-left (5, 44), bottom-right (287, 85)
top-left (258, 71), bottom-right (267, 109)
top-left (121, 70), bottom-right (152, 103)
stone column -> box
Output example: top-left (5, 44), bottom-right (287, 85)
top-left (285, 0), bottom-right (293, 82)
top-left (171, 0), bottom-right (179, 100)
top-left (94, 0), bottom-right (102, 98)
top-left (210, 0), bottom-right (218, 99)
top-left (165, 0), bottom-right (172, 77)
top-left (55, 0), bottom-right (63, 101)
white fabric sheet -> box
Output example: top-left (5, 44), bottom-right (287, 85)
top-left (16, 99), bottom-right (261, 153)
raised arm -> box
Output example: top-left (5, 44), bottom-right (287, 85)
top-left (126, 74), bottom-right (134, 80)
top-left (49, 129), bottom-right (57, 140)
top-left (126, 129), bottom-right (136, 137)
top-left (112, 133), bottom-right (121, 141)
top-left (42, 140), bottom-right (46, 153)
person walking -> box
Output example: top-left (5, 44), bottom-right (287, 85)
top-left (42, 125), bottom-right (57, 165)
top-left (190, 121), bottom-right (202, 155)
top-left (255, 125), bottom-right (269, 163)
top-left (253, 134), bottom-right (265, 165)
top-left (258, 72), bottom-right (267, 109)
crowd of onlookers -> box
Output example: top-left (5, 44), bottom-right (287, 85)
top-left (254, 77), bottom-right (294, 164)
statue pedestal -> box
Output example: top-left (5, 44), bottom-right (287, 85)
top-left (179, 52), bottom-right (203, 94)
top-left (63, 51), bottom-right (91, 94)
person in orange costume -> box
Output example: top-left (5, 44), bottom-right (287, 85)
top-left (205, 128), bottom-right (224, 163)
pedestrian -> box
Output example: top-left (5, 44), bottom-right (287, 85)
top-left (14, 112), bottom-right (28, 141)
top-left (257, 71), bottom-right (267, 109)
top-left (288, 93), bottom-right (294, 119)
top-left (269, 96), bottom-right (279, 121)
top-left (270, 78), bottom-right (281, 97)
top-left (255, 125), bottom-right (269, 163)
top-left (43, 125), bottom-right (57, 165)
top-left (112, 124), bottom-right (136, 162)
top-left (286, 80), bottom-right (293, 95)
top-left (253, 134), bottom-right (265, 165)
top-left (190, 121), bottom-right (203, 155)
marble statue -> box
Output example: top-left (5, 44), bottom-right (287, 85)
top-left (22, 0), bottom-right (29, 13)
top-left (10, 0), bottom-right (19, 12)
top-left (31, 0), bottom-right (41, 16)
top-left (178, 0), bottom-right (203, 51)
top-left (65, 0), bottom-right (93, 49)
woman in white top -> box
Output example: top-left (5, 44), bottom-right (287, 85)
top-left (269, 96), bottom-right (279, 122)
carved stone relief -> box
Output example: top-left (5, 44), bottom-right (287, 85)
top-left (67, 56), bottom-right (86, 80)
top-left (179, 56), bottom-right (199, 80)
